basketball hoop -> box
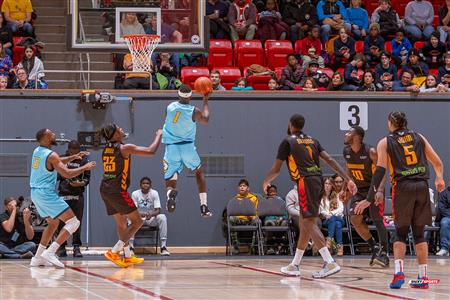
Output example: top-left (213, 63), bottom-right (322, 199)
top-left (123, 34), bottom-right (160, 73)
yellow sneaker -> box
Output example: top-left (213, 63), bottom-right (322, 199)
top-left (104, 250), bottom-right (127, 268)
top-left (123, 255), bottom-right (144, 266)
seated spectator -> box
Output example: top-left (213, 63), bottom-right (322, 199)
top-left (422, 31), bottom-right (448, 68)
top-left (391, 29), bottom-right (412, 67)
top-left (419, 74), bottom-right (449, 93)
top-left (299, 25), bottom-right (322, 58)
top-left (375, 51), bottom-right (398, 91)
top-left (402, 48), bottom-right (429, 86)
top-left (120, 12), bottom-right (145, 37)
top-left (280, 54), bottom-right (305, 90)
top-left (210, 70), bottom-right (226, 91)
top-left (437, 180), bottom-right (450, 256)
top-left (332, 174), bottom-right (345, 196)
top-left (0, 42), bottom-right (12, 77)
top-left (206, 0), bottom-right (230, 39)
top-left (268, 78), bottom-right (279, 90)
top-left (317, 0), bottom-right (351, 45)
top-left (145, 16), bottom-right (182, 43)
top-left (285, 185), bottom-right (299, 229)
top-left (0, 74), bottom-right (7, 89)
top-left (282, 0), bottom-right (318, 43)
top-left (122, 52), bottom-right (158, 90)
top-left (357, 70), bottom-right (383, 91)
top-left (229, 179), bottom-right (259, 255)
top-left (228, 0), bottom-right (257, 43)
top-left (438, 52), bottom-right (450, 87)
top-left (180, 53), bottom-right (205, 69)
top-left (0, 13), bottom-right (13, 57)
top-left (0, 197), bottom-right (35, 259)
top-left (363, 23), bottom-right (385, 65)
top-left (231, 77), bottom-right (253, 90)
top-left (302, 46), bottom-right (325, 68)
top-left (438, 0), bottom-right (450, 44)
top-left (17, 46), bottom-right (45, 82)
top-left (347, 0), bottom-right (368, 40)
top-left (305, 60), bottom-right (330, 88)
top-left (257, 0), bottom-right (289, 43)
top-left (404, 0), bottom-right (435, 42)
top-left (319, 178), bottom-right (344, 256)
top-left (333, 27), bottom-right (356, 69)
top-left (130, 177), bottom-right (169, 256)
top-left (1, 0), bottom-right (33, 37)
top-left (300, 76), bottom-right (324, 91)
top-left (154, 52), bottom-right (180, 90)
top-left (12, 67), bottom-right (35, 89)
top-left (328, 71), bottom-right (352, 91)
top-left (393, 69), bottom-right (420, 92)
top-left (370, 0), bottom-right (402, 40)
top-left (344, 53), bottom-right (366, 88)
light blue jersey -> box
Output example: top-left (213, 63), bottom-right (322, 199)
top-left (162, 101), bottom-right (196, 144)
top-left (30, 146), bottom-right (57, 189)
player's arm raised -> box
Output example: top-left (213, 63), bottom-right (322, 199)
top-left (319, 150), bottom-right (357, 195)
top-left (419, 134), bottom-right (445, 192)
top-left (48, 152), bottom-right (96, 179)
top-left (193, 94), bottom-right (210, 124)
top-left (121, 129), bottom-right (162, 157)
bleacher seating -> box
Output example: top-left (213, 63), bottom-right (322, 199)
top-left (265, 40), bottom-right (293, 70)
top-left (208, 40), bottom-right (233, 69)
top-left (213, 67), bottom-right (241, 90)
top-left (181, 67), bottom-right (210, 89)
top-left (234, 40), bottom-right (264, 71)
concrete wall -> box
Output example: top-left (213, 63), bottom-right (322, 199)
top-left (0, 92), bottom-right (449, 246)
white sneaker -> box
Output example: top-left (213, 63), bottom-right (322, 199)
top-left (436, 249), bottom-right (449, 256)
top-left (280, 264), bottom-right (301, 276)
top-left (160, 247), bottom-right (170, 256)
top-left (41, 250), bottom-right (65, 268)
top-left (30, 256), bottom-right (53, 267)
top-left (312, 262), bottom-right (341, 278)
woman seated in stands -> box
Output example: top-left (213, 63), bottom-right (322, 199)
top-left (420, 74), bottom-right (449, 93)
top-left (438, 53), bottom-right (450, 88)
top-left (17, 46), bottom-right (45, 82)
top-left (0, 42), bottom-right (12, 77)
top-left (319, 177), bottom-right (345, 256)
top-left (120, 12), bottom-right (145, 37)
top-left (333, 27), bottom-right (356, 69)
top-left (231, 77), bottom-right (253, 90)
top-left (268, 78), bottom-right (280, 90)
top-left (357, 70), bottom-right (383, 91)
top-left (422, 31), bottom-right (448, 68)
top-left (346, 0), bottom-right (369, 40)
top-left (257, 0), bottom-right (289, 43)
top-left (327, 72), bottom-right (352, 91)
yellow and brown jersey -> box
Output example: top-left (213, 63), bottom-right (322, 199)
top-left (386, 130), bottom-right (429, 184)
top-left (277, 132), bottom-right (324, 181)
top-left (100, 142), bottom-right (131, 192)
top-left (343, 143), bottom-right (374, 192)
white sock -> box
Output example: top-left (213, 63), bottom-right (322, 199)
top-left (418, 264), bottom-right (427, 278)
top-left (395, 259), bottom-right (403, 274)
top-left (36, 244), bottom-right (46, 257)
top-left (47, 242), bottom-right (60, 254)
top-left (123, 245), bottom-right (132, 258)
top-left (112, 240), bottom-right (125, 253)
top-left (318, 247), bottom-right (334, 264)
top-left (199, 192), bottom-right (207, 206)
top-left (291, 249), bottom-right (305, 266)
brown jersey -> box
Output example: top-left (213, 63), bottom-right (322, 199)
top-left (100, 142), bottom-right (131, 193)
top-left (386, 130), bottom-right (429, 184)
top-left (343, 143), bottom-right (374, 192)
top-left (277, 132), bottom-right (324, 180)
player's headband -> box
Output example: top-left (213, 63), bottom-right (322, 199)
top-left (102, 123), bottom-right (117, 141)
top-left (178, 90), bottom-right (192, 98)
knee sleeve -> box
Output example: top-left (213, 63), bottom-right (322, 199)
top-left (412, 225), bottom-right (425, 244)
top-left (63, 217), bottom-right (80, 235)
top-left (395, 226), bottom-right (409, 244)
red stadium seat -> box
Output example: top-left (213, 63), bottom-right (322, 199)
top-left (320, 68), bottom-right (334, 78)
top-left (275, 67), bottom-right (284, 80)
top-left (364, 1), bottom-right (379, 17)
top-left (355, 41), bottom-right (364, 54)
top-left (244, 67), bottom-right (272, 90)
top-left (433, 15), bottom-right (439, 28)
top-left (213, 67), bottom-right (241, 90)
top-left (414, 41), bottom-right (425, 50)
top-left (394, 1), bottom-right (409, 18)
top-left (429, 68), bottom-right (439, 77)
top-left (384, 41), bottom-right (392, 53)
top-left (12, 36), bottom-right (25, 66)
top-left (181, 67), bottom-right (210, 89)
top-left (336, 67), bottom-right (345, 75)
top-left (234, 40), bottom-right (264, 71)
top-left (207, 39), bottom-right (233, 69)
top-left (294, 39), bottom-right (303, 55)
top-left (265, 40), bottom-right (293, 70)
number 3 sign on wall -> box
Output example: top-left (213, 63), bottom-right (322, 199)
top-left (339, 102), bottom-right (368, 130)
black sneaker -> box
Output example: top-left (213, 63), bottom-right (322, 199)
top-left (56, 247), bottom-right (67, 258)
top-left (166, 189), bottom-right (178, 213)
top-left (73, 246), bottom-right (83, 258)
top-left (373, 250), bottom-right (390, 268)
top-left (369, 244), bottom-right (381, 266)
top-left (200, 204), bottom-right (213, 217)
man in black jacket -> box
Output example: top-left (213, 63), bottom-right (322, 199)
top-left (437, 182), bottom-right (450, 256)
top-left (57, 140), bottom-right (90, 257)
top-left (282, 0), bottom-right (319, 43)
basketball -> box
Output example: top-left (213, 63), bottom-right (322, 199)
top-left (194, 76), bottom-right (213, 95)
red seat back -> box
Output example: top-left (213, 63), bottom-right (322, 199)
top-left (234, 40), bottom-right (264, 71)
top-left (244, 67), bottom-right (272, 90)
top-left (181, 67), bottom-right (210, 89)
top-left (275, 67), bottom-right (284, 80)
top-left (355, 41), bottom-right (364, 54)
top-left (294, 39), bottom-right (303, 55)
top-left (414, 41), bottom-right (425, 50)
top-left (213, 67), bottom-right (241, 90)
top-left (207, 39), bottom-right (233, 69)
top-left (265, 40), bottom-right (293, 69)
top-left (385, 41), bottom-right (392, 53)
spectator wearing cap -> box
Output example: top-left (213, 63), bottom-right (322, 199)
top-left (282, 0), bottom-right (319, 43)
top-left (370, 0), bottom-right (402, 40)
top-left (228, 0), bottom-right (258, 43)
top-left (301, 46), bottom-right (325, 68)
top-left (363, 23), bottom-right (385, 65)
top-left (317, 0), bottom-right (351, 45)
top-left (393, 69), bottom-right (420, 92)
top-left (438, 52), bottom-right (450, 88)
top-left (346, 0), bottom-right (369, 40)
top-left (422, 31), bottom-right (448, 68)
top-left (391, 29), bottom-right (412, 67)
top-left (304, 60), bottom-right (330, 88)
top-left (438, 0), bottom-right (450, 44)
top-left (402, 48), bottom-right (429, 86)
top-left (280, 54), bottom-right (305, 90)
top-left (210, 70), bottom-right (226, 91)
top-left (404, 0), bottom-right (435, 42)
top-left (375, 51), bottom-right (398, 91)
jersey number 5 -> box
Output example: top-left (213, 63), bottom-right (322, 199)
top-left (403, 145), bottom-right (418, 165)
top-left (103, 156), bottom-right (116, 172)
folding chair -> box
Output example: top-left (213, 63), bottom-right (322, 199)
top-left (134, 225), bottom-right (159, 254)
top-left (258, 197), bottom-right (294, 255)
top-left (226, 198), bottom-right (263, 256)
top-left (343, 203), bottom-right (356, 255)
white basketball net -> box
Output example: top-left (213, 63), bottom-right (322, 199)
top-left (123, 34), bottom-right (160, 73)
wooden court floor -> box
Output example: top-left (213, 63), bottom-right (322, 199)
top-left (0, 256), bottom-right (448, 300)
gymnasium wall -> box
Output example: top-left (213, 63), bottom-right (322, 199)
top-left (0, 91), bottom-right (449, 247)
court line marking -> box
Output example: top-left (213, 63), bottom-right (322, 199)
top-left (212, 262), bottom-right (417, 300)
top-left (67, 265), bottom-right (174, 300)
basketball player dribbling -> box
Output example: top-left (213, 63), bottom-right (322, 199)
top-left (364, 111), bottom-right (444, 289)
top-left (162, 84), bottom-right (213, 217)
top-left (263, 114), bottom-right (357, 278)
top-left (30, 129), bottom-right (96, 268)
top-left (100, 124), bottom-right (162, 267)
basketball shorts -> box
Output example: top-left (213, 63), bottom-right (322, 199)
top-left (31, 188), bottom-right (70, 219)
top-left (349, 189), bottom-right (384, 221)
top-left (392, 179), bottom-right (431, 228)
top-left (100, 189), bottom-right (137, 216)
top-left (163, 142), bottom-right (201, 180)
top-left (297, 175), bottom-right (323, 218)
